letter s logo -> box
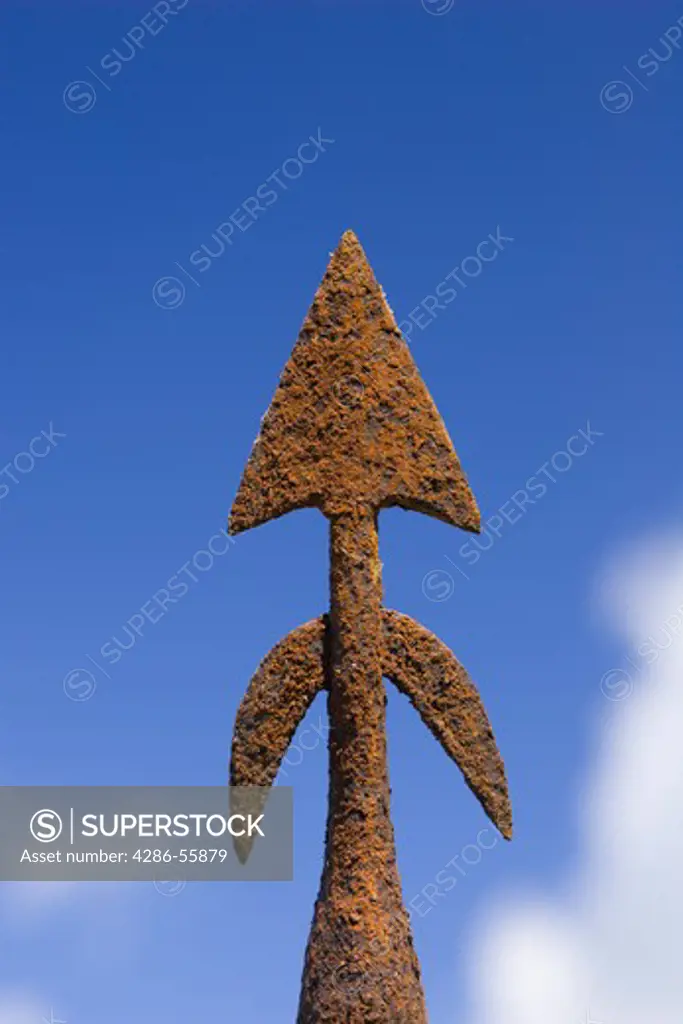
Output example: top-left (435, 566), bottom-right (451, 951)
top-left (30, 809), bottom-right (63, 843)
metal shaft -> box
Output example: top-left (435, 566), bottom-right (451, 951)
top-left (230, 232), bottom-right (511, 1023)
top-left (297, 507), bottom-right (428, 1023)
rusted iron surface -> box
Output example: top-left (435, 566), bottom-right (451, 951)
top-left (301, 507), bottom-right (426, 1021)
top-left (382, 610), bottom-right (512, 840)
top-left (229, 608), bottom-right (511, 867)
top-left (228, 231), bottom-right (512, 1023)
top-left (229, 617), bottom-right (328, 865)
top-left (230, 618), bottom-right (328, 791)
top-left (229, 230), bottom-right (480, 536)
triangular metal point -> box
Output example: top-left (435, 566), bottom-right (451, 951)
top-left (229, 230), bottom-right (481, 536)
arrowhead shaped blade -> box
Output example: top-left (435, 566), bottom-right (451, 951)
top-left (230, 230), bottom-right (480, 535)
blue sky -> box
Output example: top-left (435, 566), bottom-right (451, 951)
top-left (1, 2), bottom-right (682, 1022)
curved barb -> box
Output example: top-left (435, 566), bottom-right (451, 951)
top-left (229, 785), bottom-right (271, 865)
top-left (230, 617), bottom-right (328, 786)
top-left (382, 609), bottom-right (512, 839)
top-left (230, 608), bottom-right (513, 861)
top-left (228, 231), bottom-right (512, 1024)
top-left (229, 616), bottom-right (330, 863)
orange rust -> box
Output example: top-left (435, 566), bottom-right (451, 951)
top-left (296, 507), bottom-right (426, 1021)
top-left (229, 618), bottom-right (329, 865)
top-left (382, 610), bottom-right (512, 840)
top-left (229, 230), bottom-right (480, 536)
top-left (228, 231), bottom-right (511, 1023)
top-left (230, 610), bottom-right (512, 866)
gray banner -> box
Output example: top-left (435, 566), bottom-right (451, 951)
top-left (0, 787), bottom-right (292, 881)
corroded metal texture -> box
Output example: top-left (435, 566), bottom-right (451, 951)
top-left (382, 610), bottom-right (512, 840)
top-left (230, 618), bottom-right (328, 791)
top-left (296, 508), bottom-right (426, 1022)
top-left (229, 617), bottom-right (328, 865)
top-left (228, 231), bottom-right (512, 1024)
top-left (229, 609), bottom-right (512, 866)
top-left (229, 230), bottom-right (480, 536)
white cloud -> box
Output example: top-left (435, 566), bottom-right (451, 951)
top-left (0, 992), bottom-right (47, 1024)
top-left (465, 532), bottom-right (683, 1024)
top-left (0, 882), bottom-right (80, 924)
top-left (0, 880), bottom-right (143, 969)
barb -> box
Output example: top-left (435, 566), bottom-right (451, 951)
top-left (228, 230), bottom-right (511, 1022)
